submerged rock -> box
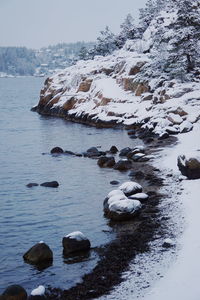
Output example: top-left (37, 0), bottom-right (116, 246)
top-left (40, 181), bottom-right (59, 188)
top-left (50, 147), bottom-right (64, 154)
top-left (84, 147), bottom-right (105, 158)
top-left (26, 183), bottom-right (39, 188)
top-left (2, 285), bottom-right (27, 300)
top-left (62, 231), bottom-right (91, 256)
top-left (23, 242), bottom-right (53, 264)
top-left (177, 154), bottom-right (200, 179)
top-left (110, 180), bottom-right (120, 185)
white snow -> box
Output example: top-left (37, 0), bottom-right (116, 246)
top-left (129, 193), bottom-right (149, 201)
top-left (163, 238), bottom-right (175, 247)
top-left (119, 181), bottom-right (142, 195)
top-left (107, 189), bottom-right (125, 198)
top-left (109, 199), bottom-right (142, 214)
top-left (65, 231), bottom-right (88, 241)
top-left (98, 127), bottom-right (200, 300)
top-left (140, 124), bottom-right (200, 300)
top-left (31, 285), bottom-right (45, 296)
top-left (107, 194), bottom-right (128, 207)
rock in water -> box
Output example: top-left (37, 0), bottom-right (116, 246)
top-left (23, 242), bottom-right (53, 264)
top-left (26, 183), bottom-right (39, 188)
top-left (106, 199), bottom-right (142, 221)
top-left (40, 181), bottom-right (59, 188)
top-left (62, 231), bottom-right (91, 255)
top-left (109, 145), bottom-right (118, 154)
top-left (50, 147), bottom-right (64, 154)
top-left (114, 160), bottom-right (132, 171)
top-left (177, 154), bottom-right (200, 179)
top-left (119, 147), bottom-right (132, 157)
top-left (97, 156), bottom-right (115, 168)
top-left (2, 285), bottom-right (27, 300)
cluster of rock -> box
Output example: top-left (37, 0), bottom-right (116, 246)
top-left (23, 231), bottom-right (91, 267)
top-left (32, 39), bottom-right (200, 141)
top-left (2, 232), bottom-right (91, 298)
top-left (26, 181), bottom-right (59, 188)
top-left (0, 284), bottom-right (46, 300)
top-left (104, 181), bottom-right (148, 221)
top-left (97, 145), bottom-right (154, 171)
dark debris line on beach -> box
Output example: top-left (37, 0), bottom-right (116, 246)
top-left (45, 141), bottom-right (172, 300)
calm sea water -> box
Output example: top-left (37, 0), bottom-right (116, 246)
top-left (0, 77), bottom-right (141, 294)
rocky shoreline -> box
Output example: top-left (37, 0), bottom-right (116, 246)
top-left (42, 135), bottom-right (177, 300)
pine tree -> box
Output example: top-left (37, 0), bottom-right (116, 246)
top-left (92, 26), bottom-right (117, 56)
top-left (162, 0), bottom-right (200, 79)
top-left (78, 46), bottom-right (88, 60)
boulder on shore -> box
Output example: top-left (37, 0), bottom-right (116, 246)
top-left (106, 198), bottom-right (142, 221)
top-left (23, 242), bottom-right (53, 264)
top-left (177, 154), bottom-right (200, 179)
top-left (62, 231), bottom-right (91, 256)
top-left (119, 181), bottom-right (143, 196)
top-left (1, 285), bottom-right (27, 300)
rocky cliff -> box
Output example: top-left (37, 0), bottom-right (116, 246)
top-left (34, 9), bottom-right (200, 137)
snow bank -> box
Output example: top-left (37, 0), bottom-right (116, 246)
top-left (65, 231), bottom-right (88, 241)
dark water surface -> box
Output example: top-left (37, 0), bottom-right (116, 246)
top-left (0, 77), bottom-right (141, 294)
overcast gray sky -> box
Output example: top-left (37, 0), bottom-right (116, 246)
top-left (0, 0), bottom-right (147, 49)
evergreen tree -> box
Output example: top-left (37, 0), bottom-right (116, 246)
top-left (155, 0), bottom-right (200, 80)
top-left (78, 46), bottom-right (88, 60)
top-left (116, 14), bottom-right (136, 48)
top-left (92, 26), bottom-right (117, 56)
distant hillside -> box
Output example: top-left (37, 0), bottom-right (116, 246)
top-left (0, 42), bottom-right (94, 77)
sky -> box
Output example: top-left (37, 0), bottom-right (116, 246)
top-left (0, 0), bottom-right (147, 49)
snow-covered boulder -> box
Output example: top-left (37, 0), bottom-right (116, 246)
top-left (23, 242), bottom-right (53, 264)
top-left (129, 192), bottom-right (149, 202)
top-left (162, 238), bottom-right (175, 248)
top-left (168, 113), bottom-right (183, 125)
top-left (106, 199), bottom-right (142, 221)
top-left (2, 285), bottom-right (27, 300)
top-left (119, 181), bottom-right (142, 196)
top-left (103, 192), bottom-right (127, 213)
top-left (179, 120), bottom-right (193, 133)
top-left (62, 231), bottom-right (91, 255)
top-left (177, 154), bottom-right (200, 179)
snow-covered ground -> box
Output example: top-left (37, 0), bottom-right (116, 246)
top-left (98, 123), bottom-right (200, 300)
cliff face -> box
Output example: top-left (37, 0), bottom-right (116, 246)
top-left (35, 9), bottom-right (200, 136)
top-left (35, 48), bottom-right (151, 128)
